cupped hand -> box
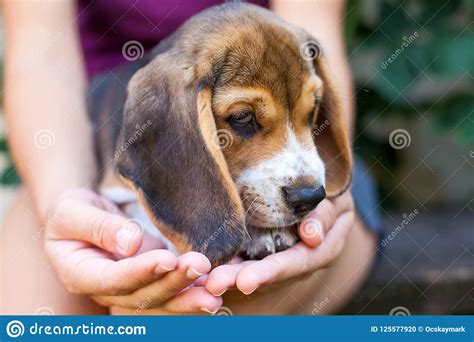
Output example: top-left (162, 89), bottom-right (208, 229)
top-left (205, 191), bottom-right (355, 296)
top-left (44, 188), bottom-right (222, 314)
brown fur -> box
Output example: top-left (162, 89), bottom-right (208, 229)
top-left (90, 3), bottom-right (352, 266)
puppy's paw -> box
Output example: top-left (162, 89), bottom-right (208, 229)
top-left (241, 226), bottom-right (299, 259)
top-left (271, 228), bottom-right (299, 253)
top-left (241, 229), bottom-right (275, 260)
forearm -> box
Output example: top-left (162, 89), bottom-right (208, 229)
top-left (4, 0), bottom-right (96, 219)
top-left (272, 0), bottom-right (355, 137)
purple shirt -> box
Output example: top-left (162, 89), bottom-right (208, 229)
top-left (77, 0), bottom-right (268, 79)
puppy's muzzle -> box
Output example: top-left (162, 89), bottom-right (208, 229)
top-left (282, 185), bottom-right (326, 217)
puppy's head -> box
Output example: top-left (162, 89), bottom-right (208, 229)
top-left (115, 4), bottom-right (352, 265)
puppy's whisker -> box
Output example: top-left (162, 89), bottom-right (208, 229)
top-left (241, 197), bottom-right (259, 241)
top-left (247, 204), bottom-right (263, 223)
top-left (240, 194), bottom-right (252, 205)
top-left (241, 221), bottom-right (251, 241)
top-left (244, 197), bottom-right (258, 219)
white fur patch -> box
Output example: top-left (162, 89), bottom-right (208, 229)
top-left (101, 187), bottom-right (178, 255)
top-left (236, 125), bottom-right (325, 227)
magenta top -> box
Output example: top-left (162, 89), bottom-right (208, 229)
top-left (77, 0), bottom-right (268, 79)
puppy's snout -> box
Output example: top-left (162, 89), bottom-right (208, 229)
top-left (282, 185), bottom-right (326, 216)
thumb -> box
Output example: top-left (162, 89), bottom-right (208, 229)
top-left (49, 199), bottom-right (143, 256)
top-left (298, 199), bottom-right (335, 247)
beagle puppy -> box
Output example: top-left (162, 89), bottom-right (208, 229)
top-left (90, 3), bottom-right (352, 267)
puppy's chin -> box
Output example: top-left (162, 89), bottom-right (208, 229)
top-left (243, 209), bottom-right (301, 229)
top-left (247, 222), bottom-right (299, 231)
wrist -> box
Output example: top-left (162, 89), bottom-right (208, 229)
top-left (32, 181), bottom-right (95, 222)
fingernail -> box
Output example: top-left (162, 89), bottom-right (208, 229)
top-left (242, 286), bottom-right (258, 295)
top-left (154, 264), bottom-right (175, 275)
top-left (201, 307), bottom-right (218, 314)
top-left (186, 267), bottom-right (203, 280)
top-left (116, 229), bottom-right (131, 253)
top-left (211, 288), bottom-right (227, 297)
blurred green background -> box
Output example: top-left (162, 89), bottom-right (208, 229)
top-left (345, 0), bottom-right (473, 210)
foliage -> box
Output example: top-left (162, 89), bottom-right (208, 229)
top-left (345, 0), bottom-right (473, 207)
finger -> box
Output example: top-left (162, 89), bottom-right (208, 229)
top-left (298, 199), bottom-right (336, 247)
top-left (237, 211), bottom-right (354, 293)
top-left (161, 287), bottom-right (223, 314)
top-left (49, 242), bottom-right (177, 295)
top-left (193, 275), bottom-right (209, 287)
top-left (236, 243), bottom-right (316, 294)
top-left (98, 249), bottom-right (178, 295)
top-left (50, 199), bottom-right (143, 256)
top-left (96, 252), bottom-right (211, 308)
top-left (205, 261), bottom-right (254, 296)
top-left (298, 220), bottom-right (323, 248)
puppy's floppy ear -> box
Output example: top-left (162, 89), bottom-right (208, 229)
top-left (312, 52), bottom-right (353, 197)
top-left (115, 53), bottom-right (245, 266)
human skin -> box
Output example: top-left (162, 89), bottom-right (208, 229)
top-left (1, 0), bottom-right (377, 315)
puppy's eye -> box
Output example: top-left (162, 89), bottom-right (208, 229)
top-left (230, 111), bottom-right (254, 125)
top-left (227, 111), bottom-right (259, 138)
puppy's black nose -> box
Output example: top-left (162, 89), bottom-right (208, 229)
top-left (282, 186), bottom-right (326, 216)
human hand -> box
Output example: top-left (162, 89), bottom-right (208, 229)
top-left (205, 191), bottom-right (355, 295)
top-left (44, 188), bottom-right (222, 314)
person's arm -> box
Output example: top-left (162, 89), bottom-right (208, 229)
top-left (3, 0), bottom-right (221, 314)
top-left (4, 0), bottom-right (96, 219)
